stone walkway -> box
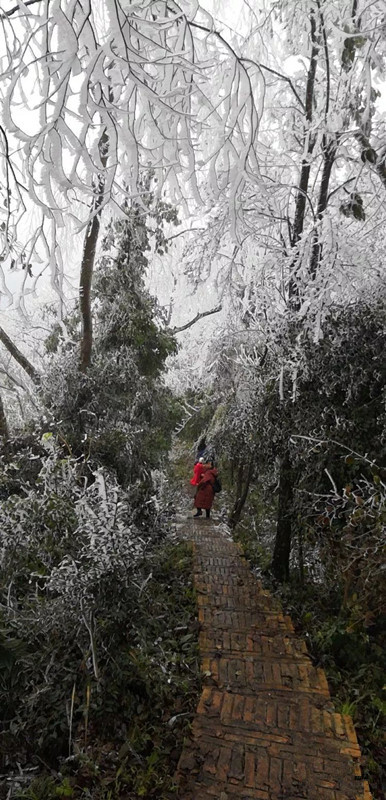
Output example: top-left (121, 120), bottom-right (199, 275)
top-left (175, 519), bottom-right (372, 800)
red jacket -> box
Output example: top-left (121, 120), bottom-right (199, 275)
top-left (194, 467), bottom-right (218, 510)
top-left (190, 462), bottom-right (205, 485)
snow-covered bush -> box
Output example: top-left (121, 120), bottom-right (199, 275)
top-left (0, 204), bottom-right (185, 774)
top-left (0, 436), bottom-right (166, 764)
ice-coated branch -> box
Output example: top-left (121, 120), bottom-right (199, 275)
top-left (316, 0), bottom-right (330, 119)
top-left (244, 60), bottom-right (305, 111)
top-left (172, 304), bottom-right (222, 334)
top-left (0, 0), bottom-right (264, 279)
top-left (291, 434), bottom-right (382, 472)
top-left (0, 325), bottom-right (40, 384)
top-left (1, 0), bottom-right (42, 16)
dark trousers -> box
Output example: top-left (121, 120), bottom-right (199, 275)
top-left (194, 508), bottom-right (210, 518)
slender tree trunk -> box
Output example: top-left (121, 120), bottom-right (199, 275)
top-left (271, 449), bottom-right (293, 582)
top-left (288, 7), bottom-right (320, 306)
top-left (79, 129), bottom-right (108, 372)
top-left (273, 9), bottom-right (320, 580)
top-left (309, 136), bottom-right (337, 278)
top-left (0, 325), bottom-right (40, 384)
top-left (79, 211), bottom-right (102, 372)
top-left (0, 393), bottom-right (8, 440)
top-left (229, 459), bottom-right (255, 529)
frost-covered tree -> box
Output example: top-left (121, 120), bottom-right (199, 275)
top-left (0, 0), bottom-right (266, 368)
top-left (179, 0), bottom-right (386, 579)
top-left (44, 196), bottom-right (179, 487)
top-left (0, 196), bottom-right (182, 774)
top-left (183, 0), bottom-right (386, 306)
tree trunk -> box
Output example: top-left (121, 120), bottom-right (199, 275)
top-left (288, 7), bottom-right (320, 306)
top-left (271, 449), bottom-right (293, 582)
top-left (79, 129), bottom-right (108, 372)
top-left (272, 8), bottom-right (320, 579)
top-left (79, 211), bottom-right (102, 372)
top-left (309, 136), bottom-right (337, 278)
top-left (0, 393), bottom-right (8, 440)
top-left (0, 325), bottom-right (40, 384)
top-left (229, 459), bottom-right (254, 529)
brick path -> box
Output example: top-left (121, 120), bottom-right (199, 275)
top-left (176, 520), bottom-right (372, 800)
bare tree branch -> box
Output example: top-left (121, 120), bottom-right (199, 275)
top-left (0, 325), bottom-right (40, 384)
top-left (172, 305), bottom-right (222, 334)
top-left (245, 60), bottom-right (305, 110)
top-left (316, 0), bottom-right (330, 119)
top-left (1, 0), bottom-right (42, 17)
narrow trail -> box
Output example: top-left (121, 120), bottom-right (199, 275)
top-left (175, 518), bottom-right (372, 800)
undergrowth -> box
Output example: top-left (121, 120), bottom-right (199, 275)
top-left (278, 583), bottom-right (386, 798)
top-left (5, 541), bottom-right (200, 800)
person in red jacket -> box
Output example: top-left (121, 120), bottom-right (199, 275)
top-left (193, 463), bottom-right (218, 519)
top-left (190, 457), bottom-right (205, 486)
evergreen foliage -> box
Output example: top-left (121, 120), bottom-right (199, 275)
top-left (212, 297), bottom-right (386, 586)
top-left (43, 201), bottom-right (179, 488)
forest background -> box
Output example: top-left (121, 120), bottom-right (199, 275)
top-left (0, 1), bottom-right (385, 798)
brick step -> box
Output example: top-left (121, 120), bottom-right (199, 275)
top-left (194, 539), bottom-right (240, 549)
top-left (178, 734), bottom-right (370, 800)
top-left (195, 553), bottom-right (249, 564)
top-left (199, 630), bottom-right (309, 658)
top-left (195, 573), bottom-right (263, 588)
top-left (200, 654), bottom-right (330, 696)
top-left (195, 581), bottom-right (271, 596)
top-left (196, 567), bottom-right (253, 578)
top-left (193, 689), bottom-right (361, 762)
top-left (199, 646), bottom-right (311, 668)
top-left (198, 607), bottom-right (294, 633)
top-left (176, 783), bottom-right (371, 800)
top-left (196, 593), bottom-right (280, 612)
top-left (196, 687), bottom-right (339, 732)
